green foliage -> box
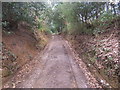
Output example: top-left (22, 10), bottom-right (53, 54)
top-left (2, 2), bottom-right (46, 30)
top-left (2, 2), bottom-right (119, 34)
top-left (51, 2), bottom-right (105, 35)
top-left (51, 2), bottom-right (119, 35)
top-left (99, 12), bottom-right (115, 22)
top-left (92, 13), bottom-right (120, 34)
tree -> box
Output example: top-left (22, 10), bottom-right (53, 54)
top-left (2, 2), bottom-right (46, 30)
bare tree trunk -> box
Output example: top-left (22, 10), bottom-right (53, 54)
top-left (113, 5), bottom-right (116, 15)
top-left (106, 2), bottom-right (109, 12)
top-left (96, 10), bottom-right (98, 19)
top-left (110, 3), bottom-right (116, 15)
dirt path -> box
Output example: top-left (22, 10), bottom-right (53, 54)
top-left (3, 35), bottom-right (90, 88)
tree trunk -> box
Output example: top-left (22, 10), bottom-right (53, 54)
top-left (96, 10), bottom-right (98, 19)
top-left (113, 5), bottom-right (116, 15)
top-left (110, 3), bottom-right (116, 15)
top-left (106, 2), bottom-right (109, 12)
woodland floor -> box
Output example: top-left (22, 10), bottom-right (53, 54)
top-left (2, 35), bottom-right (101, 88)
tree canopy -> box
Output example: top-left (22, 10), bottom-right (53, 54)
top-left (2, 2), bottom-right (120, 34)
